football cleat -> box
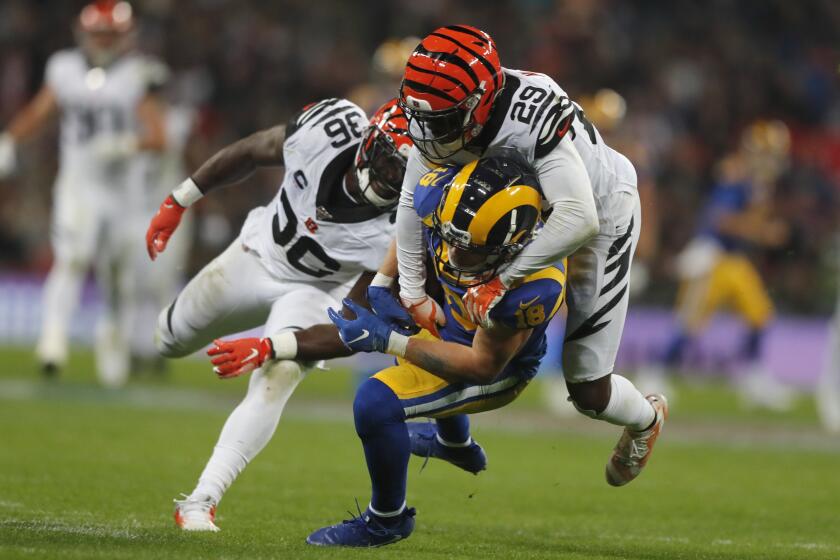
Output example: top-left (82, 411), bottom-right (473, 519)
top-left (407, 422), bottom-right (487, 475)
top-left (306, 505), bottom-right (415, 547)
top-left (605, 394), bottom-right (668, 487)
top-left (40, 362), bottom-right (60, 379)
top-left (173, 495), bottom-right (219, 532)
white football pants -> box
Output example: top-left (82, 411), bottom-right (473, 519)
top-left (156, 236), bottom-right (352, 505)
top-left (37, 170), bottom-right (139, 386)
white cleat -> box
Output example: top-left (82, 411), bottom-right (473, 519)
top-left (736, 368), bottom-right (794, 412)
top-left (606, 394), bottom-right (669, 487)
top-left (174, 495), bottom-right (220, 532)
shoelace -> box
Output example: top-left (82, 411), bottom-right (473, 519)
top-left (416, 420), bottom-right (436, 473)
top-left (173, 493), bottom-right (214, 513)
top-left (341, 499), bottom-right (391, 538)
top-left (628, 438), bottom-right (649, 461)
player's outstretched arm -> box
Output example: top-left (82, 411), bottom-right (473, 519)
top-left (0, 86), bottom-right (58, 178)
top-left (714, 205), bottom-right (789, 248)
top-left (396, 149), bottom-right (433, 300)
top-left (135, 93), bottom-right (167, 152)
top-left (463, 138), bottom-right (598, 325)
top-left (208, 271), bottom-right (403, 378)
top-left (146, 124), bottom-right (286, 259)
top-left (190, 125), bottom-right (286, 190)
top-left (328, 291), bottom-right (529, 385)
top-left (402, 324), bottom-right (529, 385)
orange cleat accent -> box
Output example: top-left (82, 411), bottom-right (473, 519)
top-left (174, 497), bottom-right (219, 532)
top-left (605, 394), bottom-right (668, 487)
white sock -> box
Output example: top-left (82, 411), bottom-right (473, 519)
top-left (37, 260), bottom-right (86, 363)
top-left (368, 501), bottom-right (406, 518)
top-left (190, 360), bottom-right (305, 504)
top-left (598, 374), bottom-right (656, 431)
top-left (436, 434), bottom-right (472, 447)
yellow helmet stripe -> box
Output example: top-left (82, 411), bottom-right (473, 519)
top-left (438, 160), bottom-right (479, 224)
top-left (467, 184), bottom-right (542, 245)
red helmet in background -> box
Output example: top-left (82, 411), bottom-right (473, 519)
top-left (399, 25), bottom-right (503, 162)
top-left (77, 1), bottom-right (135, 67)
top-left (355, 98), bottom-right (413, 210)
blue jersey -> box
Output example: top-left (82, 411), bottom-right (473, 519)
top-left (413, 165), bottom-right (566, 381)
top-left (698, 181), bottom-right (753, 252)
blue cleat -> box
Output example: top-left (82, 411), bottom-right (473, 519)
top-left (306, 505), bottom-right (416, 547)
top-left (407, 421), bottom-right (487, 474)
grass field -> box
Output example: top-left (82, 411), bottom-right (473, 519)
top-left (1, 347), bottom-right (839, 559)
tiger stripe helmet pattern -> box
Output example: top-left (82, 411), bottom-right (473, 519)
top-left (355, 98), bottom-right (413, 210)
top-left (400, 25), bottom-right (503, 162)
top-left (431, 148), bottom-right (542, 287)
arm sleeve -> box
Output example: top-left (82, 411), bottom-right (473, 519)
top-left (396, 148), bottom-right (433, 300)
top-left (499, 136), bottom-right (599, 285)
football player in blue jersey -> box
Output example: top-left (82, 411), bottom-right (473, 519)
top-left (305, 150), bottom-right (667, 547)
top-left (639, 120), bottom-right (793, 409)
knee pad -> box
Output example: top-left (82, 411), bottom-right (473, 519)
top-left (154, 304), bottom-right (183, 358)
top-left (249, 360), bottom-right (305, 404)
top-left (353, 378), bottom-right (404, 437)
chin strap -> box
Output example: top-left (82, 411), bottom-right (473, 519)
top-left (355, 167), bottom-right (397, 209)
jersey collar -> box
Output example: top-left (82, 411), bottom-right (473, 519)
top-left (468, 70), bottom-right (521, 155)
top-left (315, 145), bottom-right (383, 223)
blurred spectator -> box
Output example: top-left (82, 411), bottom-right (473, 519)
top-left (0, 0), bottom-right (837, 314)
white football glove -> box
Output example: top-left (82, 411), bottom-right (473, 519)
top-left (0, 132), bottom-right (17, 178)
top-left (91, 133), bottom-right (139, 163)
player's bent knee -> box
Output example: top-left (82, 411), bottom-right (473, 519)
top-left (253, 360), bottom-right (304, 404)
top-left (154, 305), bottom-right (186, 358)
top-left (353, 378), bottom-right (404, 437)
top-left (567, 375), bottom-right (612, 417)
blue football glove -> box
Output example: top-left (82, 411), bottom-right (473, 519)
top-left (366, 286), bottom-right (419, 336)
top-left (328, 298), bottom-right (395, 353)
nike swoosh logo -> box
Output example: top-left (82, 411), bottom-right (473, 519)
top-left (346, 330), bottom-right (370, 344)
top-left (519, 296), bottom-right (540, 309)
top-left (243, 348), bottom-right (259, 363)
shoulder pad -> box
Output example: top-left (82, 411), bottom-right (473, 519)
top-left (490, 265), bottom-right (566, 329)
top-left (45, 49), bottom-right (82, 89)
top-left (285, 98), bottom-right (365, 140)
top-left (533, 94), bottom-right (575, 159)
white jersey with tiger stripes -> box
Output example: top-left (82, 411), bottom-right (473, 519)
top-left (414, 67), bottom-right (637, 221)
top-left (240, 98), bottom-right (395, 286)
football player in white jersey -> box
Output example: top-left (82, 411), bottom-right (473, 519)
top-left (145, 98), bottom-right (413, 531)
top-left (0, 0), bottom-right (168, 385)
top-left (393, 26), bottom-right (667, 488)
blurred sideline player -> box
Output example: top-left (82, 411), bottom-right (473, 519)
top-left (391, 26), bottom-right (664, 491)
top-left (542, 89), bottom-right (661, 416)
top-left (145, 98), bottom-right (412, 530)
top-left (816, 238), bottom-right (840, 432)
top-left (307, 152), bottom-right (668, 547)
top-left (639, 120), bottom-right (793, 410)
top-left (130, 103), bottom-right (198, 368)
top-left (0, 0), bottom-right (168, 385)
